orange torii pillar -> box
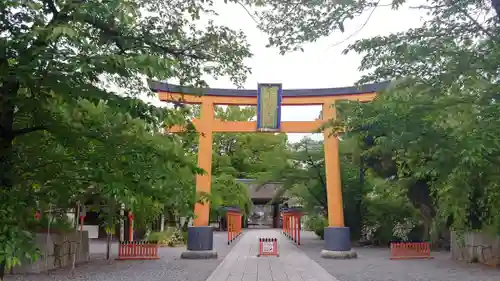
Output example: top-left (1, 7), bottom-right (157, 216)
top-left (154, 80), bottom-right (387, 260)
top-left (281, 208), bottom-right (302, 245)
top-left (223, 206), bottom-right (243, 244)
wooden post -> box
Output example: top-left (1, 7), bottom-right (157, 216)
top-left (194, 101), bottom-right (214, 226)
top-left (322, 102), bottom-right (345, 227)
top-left (120, 204), bottom-right (125, 241)
top-left (160, 213), bottom-right (165, 232)
top-left (128, 211), bottom-right (134, 241)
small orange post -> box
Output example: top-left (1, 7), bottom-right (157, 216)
top-left (79, 206), bottom-right (86, 232)
top-left (297, 214), bottom-right (301, 245)
top-left (287, 214), bottom-right (291, 238)
top-left (282, 212), bottom-right (287, 236)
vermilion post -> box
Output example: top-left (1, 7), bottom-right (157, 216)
top-left (79, 216), bottom-right (85, 231)
top-left (128, 211), bottom-right (134, 241)
top-left (297, 216), bottom-right (301, 245)
top-left (286, 214), bottom-right (290, 237)
top-left (285, 214), bottom-right (288, 236)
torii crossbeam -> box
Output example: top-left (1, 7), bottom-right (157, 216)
top-left (151, 81), bottom-right (388, 259)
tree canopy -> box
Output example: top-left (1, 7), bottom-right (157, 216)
top-left (1, 0), bottom-right (254, 276)
top-left (250, 0), bottom-right (500, 235)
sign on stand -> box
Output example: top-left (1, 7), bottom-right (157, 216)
top-left (257, 238), bottom-right (279, 257)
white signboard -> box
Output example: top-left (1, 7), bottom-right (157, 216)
top-left (262, 241), bottom-right (274, 253)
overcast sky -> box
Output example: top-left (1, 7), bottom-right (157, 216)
top-left (146, 2), bottom-right (427, 143)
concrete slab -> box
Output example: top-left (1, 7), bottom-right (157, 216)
top-left (205, 229), bottom-right (338, 281)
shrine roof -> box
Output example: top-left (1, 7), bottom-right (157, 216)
top-left (149, 81), bottom-right (390, 97)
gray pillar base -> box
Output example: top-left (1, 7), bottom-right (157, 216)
top-left (322, 226), bottom-right (357, 259)
top-left (181, 249), bottom-right (218, 259)
top-left (181, 226), bottom-right (217, 259)
top-left (320, 249), bottom-right (357, 259)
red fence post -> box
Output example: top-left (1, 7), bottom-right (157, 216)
top-left (288, 214), bottom-right (291, 238)
top-left (293, 214), bottom-right (299, 243)
top-left (227, 213), bottom-right (232, 244)
top-left (297, 216), bottom-right (301, 245)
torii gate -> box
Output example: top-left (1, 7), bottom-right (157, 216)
top-left (151, 81), bottom-right (388, 259)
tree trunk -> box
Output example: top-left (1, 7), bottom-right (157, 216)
top-left (71, 204), bottom-right (80, 272)
top-left (106, 232), bottom-right (111, 260)
top-left (0, 82), bottom-right (17, 190)
top-left (354, 157), bottom-right (365, 240)
top-left (0, 260), bottom-right (6, 281)
top-left (160, 214), bottom-right (165, 232)
top-left (0, 82), bottom-right (17, 281)
top-left (420, 204), bottom-right (434, 241)
top-left (167, 209), bottom-right (176, 227)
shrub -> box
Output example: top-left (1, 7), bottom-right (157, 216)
top-left (361, 195), bottom-right (420, 245)
top-left (147, 227), bottom-right (186, 247)
top-left (147, 228), bottom-right (174, 244)
top-left (305, 215), bottom-right (327, 240)
top-left (29, 215), bottom-right (74, 234)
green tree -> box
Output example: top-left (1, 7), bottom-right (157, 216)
top-left (255, 137), bottom-right (370, 240)
top-left (1, 0), bottom-right (255, 276)
top-left (208, 105), bottom-right (289, 220)
top-left (249, 0), bottom-right (500, 237)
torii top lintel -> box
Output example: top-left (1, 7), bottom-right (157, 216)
top-left (150, 81), bottom-right (390, 105)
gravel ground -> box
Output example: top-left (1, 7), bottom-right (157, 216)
top-left (5, 231), bottom-right (239, 281)
top-left (298, 231), bottom-right (500, 281)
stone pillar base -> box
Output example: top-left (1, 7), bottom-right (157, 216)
top-left (322, 226), bottom-right (357, 259)
top-left (320, 249), bottom-right (357, 259)
top-left (181, 226), bottom-right (218, 260)
top-left (181, 249), bottom-right (218, 259)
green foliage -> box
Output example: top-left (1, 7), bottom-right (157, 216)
top-left (147, 228), bottom-right (185, 247)
top-left (363, 188), bottom-right (420, 244)
top-left (249, 0), bottom-right (500, 238)
top-left (207, 106), bottom-right (289, 219)
top-left (210, 174), bottom-right (253, 216)
top-left (29, 214), bottom-right (74, 234)
top-left (212, 106), bottom-right (289, 179)
top-left (148, 230), bottom-right (174, 244)
top-left (0, 0), bottom-right (254, 276)
top-left (305, 215), bottom-right (327, 240)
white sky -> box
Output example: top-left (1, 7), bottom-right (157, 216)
top-left (145, 2), bottom-right (427, 143)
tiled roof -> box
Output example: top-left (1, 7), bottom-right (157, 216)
top-left (236, 179), bottom-right (285, 200)
top-left (149, 81), bottom-right (390, 97)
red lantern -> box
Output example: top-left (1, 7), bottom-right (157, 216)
top-left (35, 210), bottom-right (41, 220)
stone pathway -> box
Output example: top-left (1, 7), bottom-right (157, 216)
top-left (206, 229), bottom-right (338, 281)
top-left (6, 230), bottom-right (499, 281)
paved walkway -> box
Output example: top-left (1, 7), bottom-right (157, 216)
top-left (206, 229), bottom-right (337, 281)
